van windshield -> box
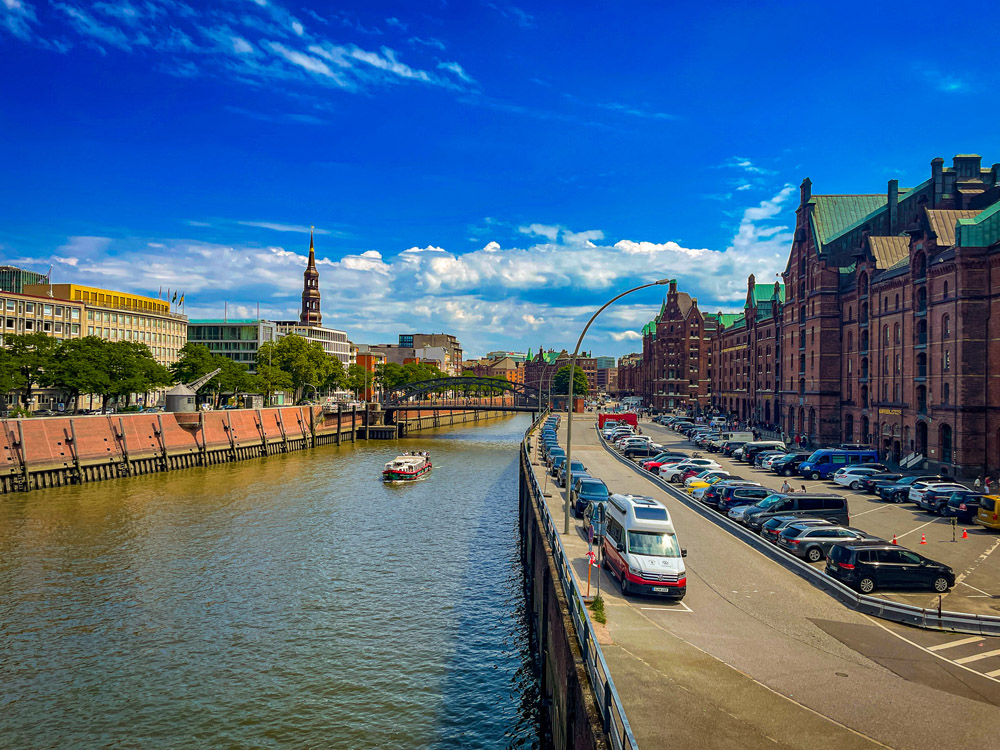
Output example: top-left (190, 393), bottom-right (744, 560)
top-left (627, 531), bottom-right (681, 558)
top-left (806, 450), bottom-right (825, 463)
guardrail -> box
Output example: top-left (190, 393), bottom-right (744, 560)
top-left (523, 415), bottom-right (638, 750)
top-left (598, 426), bottom-right (1000, 638)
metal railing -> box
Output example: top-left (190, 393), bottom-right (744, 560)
top-left (522, 416), bottom-right (638, 750)
top-left (598, 427), bottom-right (1000, 637)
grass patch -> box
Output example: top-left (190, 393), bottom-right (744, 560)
top-left (589, 595), bottom-right (607, 624)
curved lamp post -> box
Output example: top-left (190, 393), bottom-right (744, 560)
top-left (564, 279), bottom-right (670, 533)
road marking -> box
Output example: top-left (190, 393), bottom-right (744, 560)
top-left (852, 505), bottom-right (890, 517)
top-left (862, 616), bottom-right (1000, 685)
top-left (894, 519), bottom-right (939, 540)
top-left (987, 668), bottom-right (1000, 678)
top-left (958, 580), bottom-right (995, 597)
top-left (955, 648), bottom-right (1000, 664)
top-left (955, 537), bottom-right (1000, 587)
top-left (640, 600), bottom-right (693, 613)
top-left (927, 635), bottom-right (984, 652)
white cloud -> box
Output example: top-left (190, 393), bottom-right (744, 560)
top-left (232, 35), bottom-right (253, 54)
top-left (2, 0), bottom-right (38, 40)
top-left (482, 241), bottom-right (501, 252)
top-left (518, 223), bottom-right (559, 241)
top-left (290, 19), bottom-right (303, 36)
top-left (438, 60), bottom-right (474, 83)
top-left (237, 220), bottom-right (330, 234)
top-left (522, 314), bottom-right (544, 327)
top-left (611, 330), bottom-right (641, 341)
top-left (409, 35), bottom-right (444, 50)
top-left (267, 42), bottom-right (346, 83)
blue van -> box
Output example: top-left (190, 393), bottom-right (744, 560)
top-left (798, 449), bottom-right (879, 480)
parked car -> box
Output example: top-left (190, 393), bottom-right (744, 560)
top-left (858, 473), bottom-right (903, 494)
top-left (874, 475), bottom-right (942, 503)
top-left (556, 459), bottom-right (587, 487)
top-left (583, 499), bottom-right (609, 541)
top-left (640, 451), bottom-right (688, 471)
top-left (797, 449), bottom-right (880, 480)
top-left (760, 515), bottom-right (828, 544)
top-left (545, 447), bottom-right (566, 468)
top-left (573, 477), bottom-right (610, 518)
top-left (908, 482), bottom-right (968, 505)
top-left (831, 467), bottom-right (890, 490)
top-left (623, 442), bottom-right (664, 459)
top-left (743, 492), bottom-right (850, 531)
top-left (741, 441), bottom-right (787, 465)
top-left (825, 543), bottom-right (954, 593)
top-left (660, 459), bottom-right (721, 482)
top-left (717, 485), bottom-right (771, 512)
top-left (916, 486), bottom-right (974, 515)
top-left (684, 470), bottom-right (731, 490)
top-left (753, 450), bottom-right (787, 468)
top-left (778, 523), bottom-right (881, 562)
top-left (701, 480), bottom-right (759, 508)
top-left (550, 455), bottom-right (568, 477)
top-left (769, 452), bottom-right (812, 477)
top-left (977, 495), bottom-right (1000, 530)
top-left (943, 491), bottom-right (982, 523)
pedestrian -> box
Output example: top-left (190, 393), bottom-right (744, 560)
top-left (975, 476), bottom-right (982, 492)
top-left (985, 475), bottom-right (992, 494)
top-left (780, 479), bottom-right (791, 493)
top-left (800, 485), bottom-right (807, 494)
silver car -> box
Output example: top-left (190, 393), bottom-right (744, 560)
top-left (776, 523), bottom-right (880, 562)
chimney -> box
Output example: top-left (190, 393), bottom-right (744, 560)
top-left (953, 154), bottom-right (982, 179)
top-left (887, 179), bottom-right (898, 233)
top-left (800, 177), bottom-right (812, 205)
top-left (931, 157), bottom-right (944, 205)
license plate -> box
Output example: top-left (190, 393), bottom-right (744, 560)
top-left (652, 586), bottom-right (670, 592)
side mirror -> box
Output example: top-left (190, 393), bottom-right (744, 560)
top-left (616, 542), bottom-right (625, 553)
top-left (681, 548), bottom-right (688, 558)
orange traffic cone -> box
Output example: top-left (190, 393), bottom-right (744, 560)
top-left (962, 528), bottom-right (969, 539)
top-left (920, 534), bottom-right (927, 544)
top-left (891, 535), bottom-right (897, 545)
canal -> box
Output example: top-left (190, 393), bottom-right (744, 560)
top-left (0, 414), bottom-right (539, 749)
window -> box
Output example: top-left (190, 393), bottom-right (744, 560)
top-left (895, 294), bottom-right (899, 310)
top-left (71, 308), bottom-right (80, 320)
top-left (944, 350), bottom-right (951, 372)
top-left (942, 315), bottom-right (951, 339)
top-left (895, 354), bottom-right (901, 374)
top-left (883, 325), bottom-right (889, 345)
top-left (847, 332), bottom-right (853, 351)
top-left (25, 303), bottom-right (34, 314)
top-left (943, 281), bottom-right (949, 299)
top-left (943, 383), bottom-right (950, 404)
top-left (894, 323), bottom-right (900, 344)
top-left (44, 304), bottom-right (52, 315)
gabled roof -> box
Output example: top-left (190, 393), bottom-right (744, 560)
top-left (926, 209), bottom-right (982, 248)
top-left (811, 195), bottom-right (888, 246)
top-left (867, 236), bottom-right (909, 269)
top-left (956, 201), bottom-right (1000, 248)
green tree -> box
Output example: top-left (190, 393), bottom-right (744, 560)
top-left (344, 364), bottom-right (368, 396)
top-left (552, 365), bottom-right (589, 397)
top-left (4, 332), bottom-right (58, 408)
top-left (321, 356), bottom-right (346, 392)
top-left (42, 337), bottom-right (112, 409)
top-left (104, 341), bottom-right (172, 409)
top-left (204, 354), bottom-right (253, 407)
top-left (170, 342), bottom-right (216, 384)
top-left (257, 335), bottom-right (331, 401)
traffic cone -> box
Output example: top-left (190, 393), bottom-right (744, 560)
top-left (920, 534), bottom-right (927, 544)
top-left (962, 528), bottom-right (969, 539)
top-left (891, 535), bottom-right (897, 545)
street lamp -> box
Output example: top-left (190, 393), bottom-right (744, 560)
top-left (563, 278), bottom-right (670, 533)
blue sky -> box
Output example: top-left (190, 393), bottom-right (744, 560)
top-left (2, 0), bottom-right (998, 358)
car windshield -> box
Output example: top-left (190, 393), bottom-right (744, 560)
top-left (627, 530), bottom-right (681, 558)
top-left (756, 495), bottom-right (784, 509)
top-left (580, 482), bottom-right (608, 497)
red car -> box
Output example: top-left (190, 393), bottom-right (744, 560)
top-left (641, 457), bottom-right (685, 472)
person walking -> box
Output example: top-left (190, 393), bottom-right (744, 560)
top-left (975, 476), bottom-right (983, 492)
top-left (780, 479), bottom-right (792, 493)
top-left (985, 475), bottom-right (992, 495)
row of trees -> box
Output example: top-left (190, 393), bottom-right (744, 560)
top-left (0, 333), bottom-right (172, 412)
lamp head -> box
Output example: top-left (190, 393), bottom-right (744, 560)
top-left (654, 278), bottom-right (670, 285)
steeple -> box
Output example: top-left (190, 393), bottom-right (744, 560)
top-left (300, 225), bottom-right (322, 326)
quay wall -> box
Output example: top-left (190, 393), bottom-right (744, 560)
top-left (0, 405), bottom-right (515, 494)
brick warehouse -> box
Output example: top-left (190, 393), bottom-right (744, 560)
top-left (705, 153), bottom-right (1000, 479)
top-left (616, 280), bottom-right (719, 413)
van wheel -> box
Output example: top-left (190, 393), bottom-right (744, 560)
top-left (810, 471), bottom-right (821, 481)
top-left (620, 575), bottom-right (629, 595)
top-left (783, 467), bottom-right (793, 477)
top-left (933, 576), bottom-right (950, 593)
top-left (858, 577), bottom-right (876, 594)
top-left (806, 547), bottom-right (823, 563)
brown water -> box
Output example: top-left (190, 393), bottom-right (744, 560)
top-left (0, 415), bottom-right (539, 749)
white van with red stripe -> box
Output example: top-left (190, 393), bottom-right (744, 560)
top-left (602, 493), bottom-right (687, 599)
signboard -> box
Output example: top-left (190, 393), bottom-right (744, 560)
top-left (878, 408), bottom-right (902, 416)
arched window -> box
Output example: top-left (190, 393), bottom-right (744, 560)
top-left (915, 253), bottom-right (927, 279)
top-left (940, 424), bottom-right (953, 463)
top-left (858, 273), bottom-right (869, 296)
top-left (943, 281), bottom-right (949, 299)
top-left (916, 384), bottom-right (927, 412)
top-left (917, 319), bottom-right (927, 345)
top-left (861, 301), bottom-right (869, 323)
top-left (893, 382), bottom-right (900, 401)
top-left (894, 323), bottom-right (900, 344)
top-left (917, 352), bottom-right (927, 377)
top-left (883, 296), bottom-right (888, 313)
top-left (860, 330), bottom-right (869, 352)
top-left (861, 385), bottom-right (869, 408)
top-left (943, 382), bottom-right (950, 404)
top-left (917, 287), bottom-right (927, 312)
top-left (894, 294), bottom-right (900, 309)
top-left (847, 332), bottom-right (853, 351)
top-left (895, 354), bottom-right (901, 374)
top-left (942, 315), bottom-right (951, 339)
top-left (883, 325), bottom-right (889, 345)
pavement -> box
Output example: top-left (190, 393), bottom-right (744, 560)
top-left (642, 421), bottom-right (1000, 617)
top-left (532, 414), bottom-right (1000, 750)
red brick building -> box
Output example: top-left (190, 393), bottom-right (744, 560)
top-left (524, 348), bottom-right (597, 400)
top-left (616, 280), bottom-right (718, 413)
top-left (708, 153), bottom-right (1000, 478)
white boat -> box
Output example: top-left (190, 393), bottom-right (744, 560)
top-left (382, 454), bottom-right (432, 481)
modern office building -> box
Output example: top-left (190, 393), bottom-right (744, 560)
top-left (0, 291), bottom-right (84, 345)
top-left (187, 319), bottom-right (279, 372)
top-left (0, 265), bottom-right (48, 294)
top-left (396, 333), bottom-right (463, 374)
top-left (23, 283), bottom-right (187, 366)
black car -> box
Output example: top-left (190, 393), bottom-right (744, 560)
top-left (769, 452), bottom-right (812, 477)
top-left (874, 475), bottom-right (941, 503)
top-left (826, 543), bottom-right (954, 594)
top-left (916, 487), bottom-right (966, 515)
top-left (701, 480), bottom-right (758, 508)
top-left (858, 473), bottom-right (903, 494)
top-left (943, 491), bottom-right (982, 523)
top-left (623, 442), bottom-right (665, 459)
top-left (717, 485), bottom-right (771, 512)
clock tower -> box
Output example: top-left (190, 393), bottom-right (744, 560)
top-left (300, 227), bottom-right (322, 326)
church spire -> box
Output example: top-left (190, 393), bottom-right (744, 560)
top-left (300, 225), bottom-right (322, 326)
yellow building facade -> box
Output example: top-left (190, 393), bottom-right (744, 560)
top-left (23, 283), bottom-right (188, 366)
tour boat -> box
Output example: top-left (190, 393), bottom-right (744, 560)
top-left (382, 454), bottom-right (432, 481)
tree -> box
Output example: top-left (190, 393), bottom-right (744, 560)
top-left (104, 341), bottom-right (172, 409)
top-left (257, 335), bottom-right (332, 401)
top-left (344, 364), bottom-right (368, 397)
top-left (42, 337), bottom-right (112, 408)
top-left (4, 332), bottom-right (58, 408)
top-left (171, 343), bottom-right (216, 384)
top-left (552, 365), bottom-right (589, 397)
top-left (206, 354), bottom-right (253, 407)
top-left (321, 356), bottom-right (346, 392)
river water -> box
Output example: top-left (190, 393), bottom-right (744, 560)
top-left (0, 414), bottom-right (539, 749)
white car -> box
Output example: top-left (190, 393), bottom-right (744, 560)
top-left (831, 467), bottom-right (886, 490)
top-left (616, 435), bottom-right (651, 450)
top-left (660, 459), bottom-right (721, 482)
top-left (908, 482), bottom-right (968, 504)
top-left (727, 504), bottom-right (759, 522)
top-left (761, 453), bottom-right (789, 470)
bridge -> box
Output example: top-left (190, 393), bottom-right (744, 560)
top-left (380, 376), bottom-right (545, 413)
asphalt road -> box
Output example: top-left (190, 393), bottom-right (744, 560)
top-left (644, 422), bottom-right (1000, 617)
top-left (536, 415), bottom-right (1000, 750)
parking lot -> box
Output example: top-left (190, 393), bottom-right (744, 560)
top-left (641, 421), bottom-right (1000, 616)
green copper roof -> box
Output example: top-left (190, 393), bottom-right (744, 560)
top-left (749, 283), bottom-right (784, 305)
top-left (957, 201), bottom-right (1000, 248)
top-left (716, 313), bottom-right (742, 329)
top-left (811, 195), bottom-right (888, 246)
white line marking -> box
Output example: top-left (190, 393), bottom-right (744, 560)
top-left (958, 580), bottom-right (995, 597)
top-left (895, 519), bottom-right (938, 540)
top-left (641, 600), bottom-right (693, 613)
top-left (955, 537), bottom-right (1000, 586)
top-left (862, 616), bottom-right (1000, 686)
top-left (927, 635), bottom-right (984, 652)
top-left (852, 505), bottom-right (890, 517)
top-left (987, 668), bottom-right (1000, 678)
top-left (955, 648), bottom-right (1000, 664)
